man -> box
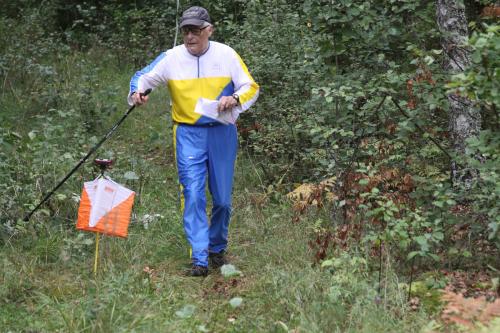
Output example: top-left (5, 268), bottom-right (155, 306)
top-left (128, 6), bottom-right (259, 276)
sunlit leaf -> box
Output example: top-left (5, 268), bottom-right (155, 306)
top-left (124, 171), bottom-right (139, 180)
top-left (229, 297), bottom-right (243, 308)
top-left (175, 304), bottom-right (195, 318)
top-left (221, 264), bottom-right (242, 277)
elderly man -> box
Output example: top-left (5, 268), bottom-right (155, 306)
top-left (128, 6), bottom-right (259, 276)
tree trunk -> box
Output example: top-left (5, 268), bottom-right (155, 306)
top-left (436, 0), bottom-right (481, 188)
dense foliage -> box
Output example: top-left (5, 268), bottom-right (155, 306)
top-left (227, 0), bottom-right (499, 271)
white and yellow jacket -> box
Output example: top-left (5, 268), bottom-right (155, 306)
top-left (128, 41), bottom-right (259, 125)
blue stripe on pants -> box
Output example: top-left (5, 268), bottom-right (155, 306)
top-left (175, 123), bottom-right (238, 267)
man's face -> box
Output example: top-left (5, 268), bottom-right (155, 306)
top-left (182, 25), bottom-right (213, 56)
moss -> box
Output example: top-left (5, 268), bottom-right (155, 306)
top-left (409, 280), bottom-right (444, 313)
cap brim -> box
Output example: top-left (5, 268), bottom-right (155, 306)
top-left (179, 19), bottom-right (207, 28)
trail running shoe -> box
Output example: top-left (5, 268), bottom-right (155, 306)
top-left (209, 251), bottom-right (228, 269)
top-left (187, 265), bottom-right (208, 277)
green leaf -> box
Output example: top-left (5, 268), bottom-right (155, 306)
top-left (432, 200), bottom-right (444, 208)
top-left (82, 238), bottom-right (94, 246)
top-left (414, 236), bottom-right (429, 252)
top-left (124, 171), bottom-right (139, 180)
top-left (321, 259), bottom-right (334, 268)
top-left (407, 251), bottom-right (420, 260)
top-left (55, 193), bottom-right (67, 201)
top-left (197, 325), bottom-right (209, 333)
top-left (175, 304), bottom-right (195, 318)
top-left (424, 55), bottom-right (434, 65)
top-left (221, 264), bottom-right (242, 278)
top-left (229, 297), bottom-right (243, 308)
top-left (358, 178), bottom-right (369, 185)
top-left (11, 132), bottom-right (22, 139)
top-left (428, 253), bottom-right (440, 261)
top-left (433, 232), bottom-right (444, 241)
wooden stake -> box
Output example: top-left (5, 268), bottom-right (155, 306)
top-left (94, 233), bottom-right (100, 277)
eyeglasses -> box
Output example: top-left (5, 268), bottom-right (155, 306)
top-left (181, 25), bottom-right (209, 36)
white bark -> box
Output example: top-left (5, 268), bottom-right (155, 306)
top-left (436, 0), bottom-right (481, 186)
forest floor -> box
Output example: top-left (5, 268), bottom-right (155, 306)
top-left (1, 56), bottom-right (497, 332)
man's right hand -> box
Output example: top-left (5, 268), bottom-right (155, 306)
top-left (132, 92), bottom-right (149, 106)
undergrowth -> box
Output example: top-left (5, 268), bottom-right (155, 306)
top-left (0, 50), bottom-right (429, 332)
top-left (1, 1), bottom-right (499, 332)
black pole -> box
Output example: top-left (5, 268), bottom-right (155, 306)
top-left (24, 89), bottom-right (152, 221)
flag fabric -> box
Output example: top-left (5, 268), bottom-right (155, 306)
top-left (76, 178), bottom-right (135, 238)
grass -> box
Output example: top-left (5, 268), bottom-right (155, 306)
top-left (0, 52), bottom-right (431, 332)
top-left (0, 196), bottom-right (429, 332)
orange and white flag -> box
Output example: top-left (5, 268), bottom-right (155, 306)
top-left (76, 178), bottom-right (135, 238)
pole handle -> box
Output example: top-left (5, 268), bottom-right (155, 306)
top-left (140, 88), bottom-right (152, 97)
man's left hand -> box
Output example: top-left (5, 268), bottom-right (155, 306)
top-left (217, 96), bottom-right (238, 113)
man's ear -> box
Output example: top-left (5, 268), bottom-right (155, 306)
top-left (207, 25), bottom-right (214, 37)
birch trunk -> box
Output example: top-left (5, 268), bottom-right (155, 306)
top-left (436, 0), bottom-right (481, 187)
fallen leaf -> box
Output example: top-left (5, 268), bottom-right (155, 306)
top-left (229, 297), bottom-right (243, 308)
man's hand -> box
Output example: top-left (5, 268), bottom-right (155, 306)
top-left (132, 92), bottom-right (149, 106)
top-left (217, 95), bottom-right (238, 113)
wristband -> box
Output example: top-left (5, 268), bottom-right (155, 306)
top-left (232, 93), bottom-right (240, 104)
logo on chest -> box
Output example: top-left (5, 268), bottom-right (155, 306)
top-left (210, 63), bottom-right (222, 73)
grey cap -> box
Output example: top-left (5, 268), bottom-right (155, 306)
top-left (179, 6), bottom-right (211, 28)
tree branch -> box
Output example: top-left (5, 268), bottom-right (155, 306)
top-left (391, 97), bottom-right (456, 163)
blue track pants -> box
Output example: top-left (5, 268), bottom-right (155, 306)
top-left (174, 123), bottom-right (238, 267)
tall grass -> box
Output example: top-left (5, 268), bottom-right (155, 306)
top-left (0, 48), bottom-right (432, 332)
